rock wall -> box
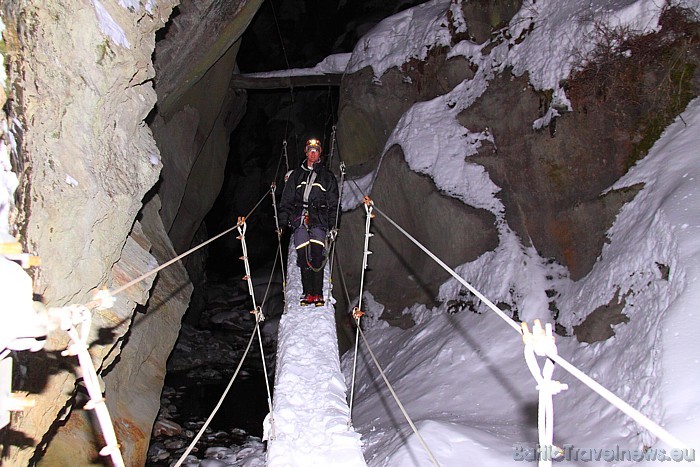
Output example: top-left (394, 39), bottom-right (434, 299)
top-left (2, 0), bottom-right (265, 459)
top-left (335, 147), bottom-right (498, 322)
top-left (2, 0), bottom-right (178, 464)
top-left (333, 1), bottom-right (699, 336)
top-left (40, 195), bottom-right (193, 466)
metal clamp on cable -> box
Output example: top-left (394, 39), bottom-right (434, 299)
top-left (352, 307), bottom-right (364, 320)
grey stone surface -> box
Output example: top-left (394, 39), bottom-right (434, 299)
top-left (3, 0), bottom-right (174, 464)
top-left (336, 51), bottom-right (473, 176)
top-left (153, 0), bottom-right (263, 114)
top-left (334, 147), bottom-right (498, 322)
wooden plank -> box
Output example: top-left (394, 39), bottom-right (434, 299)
top-left (230, 73), bottom-right (342, 90)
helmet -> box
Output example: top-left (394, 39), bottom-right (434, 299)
top-left (305, 138), bottom-right (322, 155)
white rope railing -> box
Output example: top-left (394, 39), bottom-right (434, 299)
top-left (174, 217), bottom-right (283, 466)
top-left (348, 199), bottom-right (374, 421)
top-left (237, 219), bottom-right (275, 440)
top-left (50, 305), bottom-right (125, 467)
top-left (270, 183), bottom-right (287, 290)
top-left (172, 321), bottom-right (259, 467)
top-left (327, 161), bottom-right (346, 299)
top-left (367, 200), bottom-right (698, 465)
top-left (347, 197), bottom-right (440, 466)
top-left (356, 324), bottom-right (440, 467)
top-left (522, 321), bottom-right (568, 467)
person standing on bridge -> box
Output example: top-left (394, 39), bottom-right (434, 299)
top-left (279, 138), bottom-right (339, 307)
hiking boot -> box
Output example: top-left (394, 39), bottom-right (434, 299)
top-left (314, 295), bottom-right (325, 307)
top-left (300, 294), bottom-right (315, 306)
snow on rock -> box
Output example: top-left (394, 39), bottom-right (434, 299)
top-left (239, 53), bottom-right (352, 79)
top-left (267, 247), bottom-right (365, 466)
top-left (346, 0), bottom-right (453, 80)
top-left (91, 0), bottom-right (130, 49)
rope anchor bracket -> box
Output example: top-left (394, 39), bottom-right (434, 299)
top-left (352, 307), bottom-right (364, 320)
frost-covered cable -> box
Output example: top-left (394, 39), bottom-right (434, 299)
top-left (110, 188), bottom-right (272, 298)
top-left (173, 324), bottom-right (259, 467)
top-left (54, 306), bottom-right (125, 467)
top-left (357, 325), bottom-right (440, 467)
top-left (546, 351), bottom-right (697, 460)
top-left (349, 200), bottom-right (374, 423)
top-left (237, 221), bottom-right (275, 439)
top-left (270, 184), bottom-right (287, 290)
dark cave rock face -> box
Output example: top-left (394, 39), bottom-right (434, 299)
top-left (337, 49), bottom-right (474, 176)
top-left (335, 146), bottom-right (498, 321)
top-left (461, 73), bottom-right (643, 281)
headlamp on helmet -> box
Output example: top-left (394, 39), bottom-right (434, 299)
top-left (305, 138), bottom-right (322, 155)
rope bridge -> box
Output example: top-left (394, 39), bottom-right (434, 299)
top-left (5, 154), bottom-right (699, 467)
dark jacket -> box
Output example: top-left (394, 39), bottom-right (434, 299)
top-left (279, 162), bottom-right (339, 231)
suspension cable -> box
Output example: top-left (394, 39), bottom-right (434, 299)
top-left (345, 199), bottom-right (439, 464)
top-left (51, 305), bottom-right (125, 467)
top-left (270, 183), bottom-right (287, 290)
top-left (357, 324), bottom-right (440, 467)
top-left (328, 125), bottom-right (338, 170)
top-left (348, 199), bottom-right (374, 423)
top-left (173, 218), bottom-right (281, 466)
top-left (371, 203), bottom-right (521, 334)
top-left (173, 322), bottom-right (259, 467)
top-left (236, 220), bottom-right (275, 437)
top-left (109, 188), bottom-right (272, 298)
top-left (362, 195), bottom-right (696, 458)
top-left (326, 161), bottom-right (345, 299)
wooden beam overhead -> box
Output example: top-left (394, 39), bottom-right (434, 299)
top-left (230, 73), bottom-right (342, 90)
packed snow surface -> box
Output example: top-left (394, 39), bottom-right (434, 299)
top-left (267, 248), bottom-right (365, 466)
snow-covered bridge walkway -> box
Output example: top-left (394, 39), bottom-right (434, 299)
top-left (266, 248), bottom-right (366, 466)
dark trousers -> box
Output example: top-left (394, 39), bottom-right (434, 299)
top-left (294, 226), bottom-right (326, 295)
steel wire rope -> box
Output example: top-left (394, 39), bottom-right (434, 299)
top-left (347, 176), bottom-right (697, 457)
top-left (356, 324), bottom-right (440, 467)
top-left (270, 185), bottom-right (287, 291)
top-left (18, 188), bottom-right (271, 466)
top-left (109, 188), bottom-right (272, 298)
top-left (173, 220), bottom-right (283, 466)
top-left (347, 200), bottom-right (440, 466)
top-left (172, 322), bottom-right (260, 467)
top-left (237, 221), bottom-right (275, 435)
top-left (348, 201), bottom-right (373, 422)
top-left (369, 202), bottom-right (700, 453)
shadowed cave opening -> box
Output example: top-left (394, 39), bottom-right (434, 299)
top-left (145, 1), bottom-right (426, 464)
